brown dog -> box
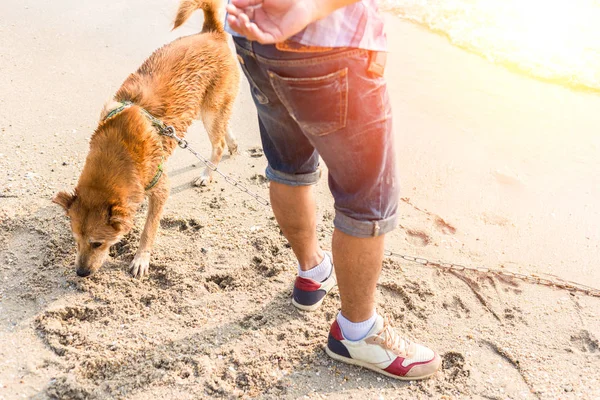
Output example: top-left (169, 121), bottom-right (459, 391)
top-left (53, 0), bottom-right (239, 278)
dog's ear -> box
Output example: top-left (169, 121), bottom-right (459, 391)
top-left (52, 190), bottom-right (77, 212)
top-left (108, 204), bottom-right (133, 231)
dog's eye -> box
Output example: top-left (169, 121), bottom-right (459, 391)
top-left (90, 242), bottom-right (103, 249)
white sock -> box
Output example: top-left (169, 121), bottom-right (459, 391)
top-left (297, 252), bottom-right (332, 282)
top-left (337, 311), bottom-right (378, 341)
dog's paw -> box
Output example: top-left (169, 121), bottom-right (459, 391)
top-left (228, 143), bottom-right (239, 155)
top-left (193, 173), bottom-right (212, 187)
top-left (130, 252), bottom-right (151, 279)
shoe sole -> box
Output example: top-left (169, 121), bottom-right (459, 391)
top-left (292, 273), bottom-right (337, 312)
top-left (292, 297), bottom-right (325, 312)
top-left (325, 347), bottom-right (438, 381)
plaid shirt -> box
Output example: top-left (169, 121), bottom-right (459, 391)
top-left (225, 0), bottom-right (387, 52)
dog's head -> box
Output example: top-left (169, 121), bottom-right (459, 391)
top-left (53, 189), bottom-right (133, 277)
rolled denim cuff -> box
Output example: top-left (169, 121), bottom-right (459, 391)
top-left (265, 165), bottom-right (321, 187)
top-left (333, 210), bottom-right (398, 238)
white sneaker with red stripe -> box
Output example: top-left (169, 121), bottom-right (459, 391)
top-left (326, 315), bottom-right (441, 380)
top-left (291, 261), bottom-right (336, 311)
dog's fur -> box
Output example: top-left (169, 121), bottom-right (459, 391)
top-left (53, 0), bottom-right (239, 278)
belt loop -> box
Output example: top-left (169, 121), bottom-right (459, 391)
top-left (372, 221), bottom-right (381, 237)
top-left (367, 51), bottom-right (387, 77)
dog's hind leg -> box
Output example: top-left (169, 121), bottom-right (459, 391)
top-left (194, 109), bottom-right (227, 187)
top-left (225, 126), bottom-right (238, 155)
top-left (130, 175), bottom-right (169, 278)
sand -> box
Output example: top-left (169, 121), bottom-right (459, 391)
top-left (1, 1), bottom-right (599, 399)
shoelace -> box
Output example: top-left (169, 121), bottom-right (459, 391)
top-left (375, 318), bottom-right (415, 357)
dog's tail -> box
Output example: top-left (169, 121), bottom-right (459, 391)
top-left (173, 0), bottom-right (223, 33)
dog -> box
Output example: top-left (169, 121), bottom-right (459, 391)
top-left (52, 0), bottom-right (239, 278)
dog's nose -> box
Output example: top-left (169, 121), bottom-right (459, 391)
top-left (76, 268), bottom-right (92, 277)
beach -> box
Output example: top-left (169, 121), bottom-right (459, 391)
top-left (0, 1), bottom-right (599, 399)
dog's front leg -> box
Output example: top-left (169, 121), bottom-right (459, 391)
top-left (130, 177), bottom-right (168, 278)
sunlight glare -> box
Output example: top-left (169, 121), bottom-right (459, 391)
top-left (385, 0), bottom-right (600, 90)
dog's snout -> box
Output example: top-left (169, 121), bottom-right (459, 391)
top-left (76, 268), bottom-right (92, 277)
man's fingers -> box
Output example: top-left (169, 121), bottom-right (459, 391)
top-left (227, 6), bottom-right (280, 44)
top-left (244, 7), bottom-right (256, 20)
top-left (238, 12), bottom-right (252, 28)
top-left (228, 15), bottom-right (263, 42)
top-left (247, 22), bottom-right (277, 44)
top-left (230, 0), bottom-right (264, 9)
top-left (240, 21), bottom-right (261, 41)
top-left (227, 6), bottom-right (256, 31)
top-left (227, 15), bottom-right (253, 38)
top-left (226, 14), bottom-right (239, 26)
top-left (226, 4), bottom-right (242, 16)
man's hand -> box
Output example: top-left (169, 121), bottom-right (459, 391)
top-left (226, 0), bottom-right (359, 44)
top-left (226, 0), bottom-right (317, 44)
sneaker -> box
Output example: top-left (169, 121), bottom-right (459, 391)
top-left (291, 253), bottom-right (337, 312)
top-left (325, 315), bottom-right (441, 380)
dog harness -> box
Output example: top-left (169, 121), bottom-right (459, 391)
top-left (102, 101), bottom-right (165, 191)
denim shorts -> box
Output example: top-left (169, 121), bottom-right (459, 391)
top-left (233, 38), bottom-right (399, 238)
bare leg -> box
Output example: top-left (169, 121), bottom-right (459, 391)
top-left (270, 182), bottom-right (323, 270)
top-left (130, 179), bottom-right (168, 278)
top-left (271, 182), bottom-right (384, 318)
top-left (332, 229), bottom-right (385, 322)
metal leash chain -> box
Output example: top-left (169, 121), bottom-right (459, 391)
top-left (384, 249), bottom-right (600, 298)
top-left (159, 125), bottom-right (271, 207)
top-left (159, 124), bottom-right (600, 299)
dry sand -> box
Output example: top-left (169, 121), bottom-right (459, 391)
top-left (1, 1), bottom-right (599, 399)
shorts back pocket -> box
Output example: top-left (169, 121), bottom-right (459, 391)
top-left (268, 68), bottom-right (348, 137)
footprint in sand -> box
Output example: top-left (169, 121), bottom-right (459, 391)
top-left (205, 273), bottom-right (237, 291)
top-left (435, 217), bottom-right (456, 235)
top-left (442, 295), bottom-right (471, 319)
top-left (247, 147), bottom-right (264, 158)
top-left (405, 228), bottom-right (431, 247)
top-left (442, 352), bottom-right (470, 382)
top-left (398, 198), bottom-right (457, 236)
top-left (160, 216), bottom-right (203, 232)
top-left (570, 330), bottom-right (599, 353)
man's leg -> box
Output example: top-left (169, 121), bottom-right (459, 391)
top-left (270, 181), bottom-right (336, 311)
top-left (232, 38), bottom-right (336, 311)
top-left (271, 179), bottom-right (385, 322)
top-left (332, 229), bottom-right (384, 322)
top-left (270, 182), bottom-right (323, 270)
top-left (271, 177), bottom-right (385, 323)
